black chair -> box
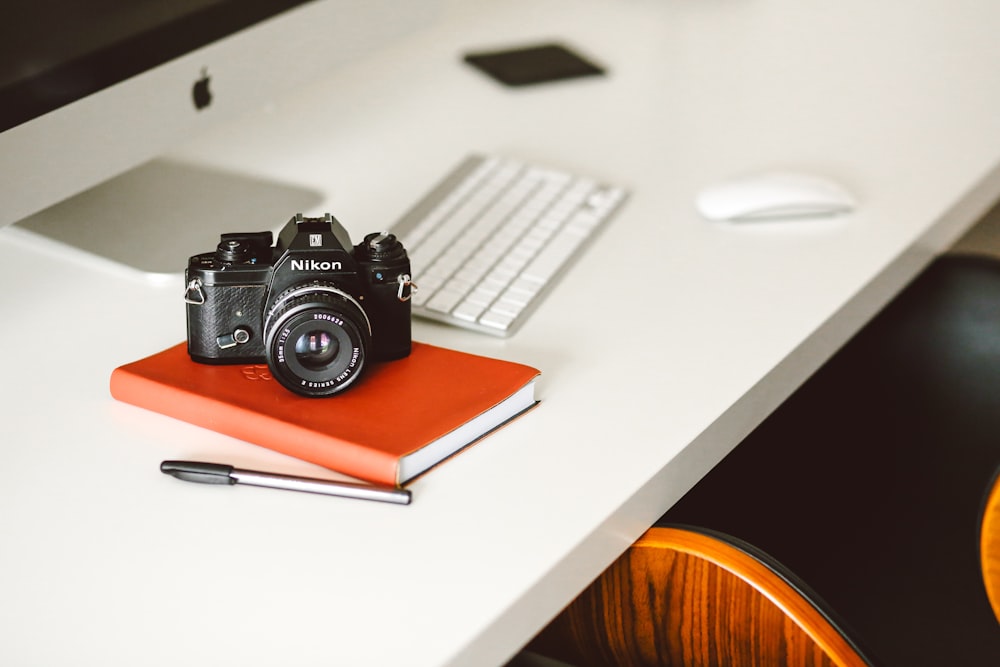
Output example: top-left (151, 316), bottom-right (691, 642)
top-left (532, 254), bottom-right (1000, 666)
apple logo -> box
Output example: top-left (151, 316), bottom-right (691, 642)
top-left (192, 68), bottom-right (213, 111)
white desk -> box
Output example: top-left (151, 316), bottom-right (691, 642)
top-left (4, 1), bottom-right (1000, 664)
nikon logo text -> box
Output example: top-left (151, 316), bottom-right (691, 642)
top-left (291, 259), bottom-right (342, 271)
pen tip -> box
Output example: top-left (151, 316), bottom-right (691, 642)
top-left (160, 460), bottom-right (236, 485)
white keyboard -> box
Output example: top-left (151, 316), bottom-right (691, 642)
top-left (391, 155), bottom-right (628, 336)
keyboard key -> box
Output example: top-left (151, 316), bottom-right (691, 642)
top-left (479, 310), bottom-right (516, 331)
top-left (426, 288), bottom-right (465, 313)
top-left (452, 300), bottom-right (487, 322)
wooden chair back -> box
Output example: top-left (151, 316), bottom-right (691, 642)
top-left (529, 526), bottom-right (869, 666)
top-left (982, 468), bottom-right (1000, 625)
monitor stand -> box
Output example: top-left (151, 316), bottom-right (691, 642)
top-left (10, 159), bottom-right (322, 277)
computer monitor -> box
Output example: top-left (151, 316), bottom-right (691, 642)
top-left (0, 0), bottom-right (433, 274)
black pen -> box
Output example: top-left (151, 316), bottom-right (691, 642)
top-left (160, 461), bottom-right (412, 505)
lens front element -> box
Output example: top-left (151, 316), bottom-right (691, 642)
top-left (264, 284), bottom-right (372, 397)
top-left (295, 330), bottom-right (339, 370)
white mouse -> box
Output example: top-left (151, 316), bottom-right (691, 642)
top-left (695, 171), bottom-right (857, 222)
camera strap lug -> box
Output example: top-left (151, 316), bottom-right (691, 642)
top-left (184, 278), bottom-right (206, 305)
top-left (397, 274), bottom-right (416, 302)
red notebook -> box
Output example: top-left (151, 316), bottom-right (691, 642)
top-left (110, 342), bottom-right (539, 486)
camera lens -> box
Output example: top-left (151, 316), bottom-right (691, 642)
top-left (263, 283), bottom-right (372, 397)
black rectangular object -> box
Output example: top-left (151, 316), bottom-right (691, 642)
top-left (463, 43), bottom-right (605, 87)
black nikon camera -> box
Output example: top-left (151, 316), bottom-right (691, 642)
top-left (184, 213), bottom-right (414, 397)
